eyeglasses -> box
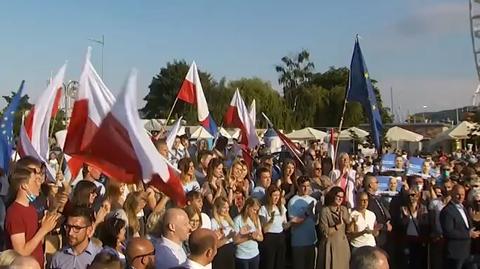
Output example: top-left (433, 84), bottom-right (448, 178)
top-left (314, 167), bottom-right (322, 171)
top-left (132, 249), bottom-right (155, 261)
top-left (64, 224), bottom-right (90, 233)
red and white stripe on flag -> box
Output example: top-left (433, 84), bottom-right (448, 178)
top-left (224, 89), bottom-right (259, 149)
top-left (64, 47), bottom-right (116, 178)
top-left (18, 64), bottom-right (67, 180)
top-left (79, 70), bottom-right (186, 205)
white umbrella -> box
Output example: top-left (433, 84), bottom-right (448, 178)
top-left (287, 127), bottom-right (327, 140)
top-left (219, 127), bottom-right (232, 139)
top-left (386, 126), bottom-right (423, 142)
top-left (190, 126), bottom-right (214, 139)
top-left (143, 119), bottom-right (162, 131)
top-left (338, 127), bottom-right (369, 140)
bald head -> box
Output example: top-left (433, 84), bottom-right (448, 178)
top-left (10, 256), bottom-right (41, 269)
top-left (162, 208), bottom-right (192, 243)
top-left (351, 246), bottom-right (389, 269)
top-left (126, 238), bottom-right (155, 269)
top-left (188, 228), bottom-right (218, 265)
top-left (126, 238), bottom-right (155, 261)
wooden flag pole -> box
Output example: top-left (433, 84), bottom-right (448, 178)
top-left (162, 97), bottom-right (179, 132)
top-left (334, 94), bottom-right (349, 168)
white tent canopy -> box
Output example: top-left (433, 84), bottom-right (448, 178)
top-left (218, 127), bottom-right (232, 139)
top-left (287, 127), bottom-right (327, 141)
top-left (338, 127), bottom-right (369, 140)
top-left (190, 126), bottom-right (214, 139)
top-left (443, 121), bottom-right (480, 140)
top-left (386, 126), bottom-right (423, 142)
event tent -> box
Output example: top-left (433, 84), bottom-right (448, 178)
top-left (386, 126), bottom-right (423, 142)
top-left (286, 127), bottom-right (327, 141)
top-left (338, 127), bottom-right (369, 140)
top-left (190, 126), bottom-right (214, 139)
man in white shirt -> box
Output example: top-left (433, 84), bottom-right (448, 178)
top-left (154, 208), bottom-right (192, 269)
top-left (178, 228), bottom-right (218, 269)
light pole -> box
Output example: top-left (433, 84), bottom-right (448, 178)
top-left (88, 35), bottom-right (104, 78)
top-left (422, 105), bottom-right (428, 123)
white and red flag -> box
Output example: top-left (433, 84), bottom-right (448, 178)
top-left (224, 89), bottom-right (260, 149)
top-left (63, 47), bottom-right (116, 178)
top-left (79, 70), bottom-right (186, 205)
top-left (19, 64), bottom-right (66, 179)
top-left (177, 61), bottom-right (218, 136)
top-left (249, 99), bottom-right (256, 126)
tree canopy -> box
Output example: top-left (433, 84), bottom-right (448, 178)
top-left (140, 50), bottom-right (393, 131)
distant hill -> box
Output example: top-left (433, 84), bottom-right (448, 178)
top-left (413, 106), bottom-right (478, 123)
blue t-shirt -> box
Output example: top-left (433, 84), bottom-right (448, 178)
top-left (287, 195), bottom-right (317, 247)
top-left (233, 216), bottom-right (260, 259)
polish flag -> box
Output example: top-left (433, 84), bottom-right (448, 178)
top-left (177, 61), bottom-right (217, 136)
top-left (19, 64), bottom-right (67, 180)
top-left (64, 47), bottom-right (116, 178)
top-left (224, 89), bottom-right (259, 149)
top-left (249, 99), bottom-right (256, 126)
top-left (327, 128), bottom-right (336, 162)
top-left (166, 116), bottom-right (183, 151)
top-left (261, 112), bottom-right (305, 168)
top-left (81, 70), bottom-right (185, 205)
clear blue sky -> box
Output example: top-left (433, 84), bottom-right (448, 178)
top-left (0, 0), bottom-right (475, 121)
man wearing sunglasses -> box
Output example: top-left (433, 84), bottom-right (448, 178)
top-left (126, 238), bottom-right (155, 269)
top-left (50, 206), bottom-right (102, 269)
top-left (5, 156), bottom-right (60, 267)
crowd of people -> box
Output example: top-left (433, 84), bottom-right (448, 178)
top-left (1, 131), bottom-right (479, 269)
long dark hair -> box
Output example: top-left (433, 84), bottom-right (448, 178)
top-left (97, 217), bottom-right (126, 248)
top-left (265, 185), bottom-right (284, 215)
top-left (71, 180), bottom-right (97, 207)
top-left (324, 186), bottom-right (345, 207)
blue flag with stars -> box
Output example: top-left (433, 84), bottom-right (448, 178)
top-left (346, 38), bottom-right (383, 150)
top-left (0, 80), bottom-right (24, 172)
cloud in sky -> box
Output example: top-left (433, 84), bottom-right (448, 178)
top-left (391, 2), bottom-right (467, 37)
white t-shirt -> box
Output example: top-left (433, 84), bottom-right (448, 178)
top-left (211, 218), bottom-right (234, 244)
top-left (233, 216), bottom-right (260, 259)
top-left (350, 209), bottom-right (376, 248)
top-left (259, 205), bottom-right (287, 233)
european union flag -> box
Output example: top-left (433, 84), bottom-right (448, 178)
top-left (346, 38), bottom-right (383, 150)
top-left (0, 81), bottom-right (24, 172)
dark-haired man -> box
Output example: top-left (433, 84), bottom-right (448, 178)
top-left (50, 206), bottom-right (102, 269)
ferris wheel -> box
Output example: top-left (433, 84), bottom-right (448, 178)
top-left (470, 0), bottom-right (480, 105)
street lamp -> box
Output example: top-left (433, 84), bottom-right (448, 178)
top-left (88, 35), bottom-right (104, 78)
top-left (422, 105), bottom-right (428, 123)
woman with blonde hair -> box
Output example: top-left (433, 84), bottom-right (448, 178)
top-left (122, 191), bottom-right (147, 238)
top-left (233, 197), bottom-right (264, 269)
top-left (211, 196), bottom-right (236, 269)
top-left (228, 159), bottom-right (250, 196)
top-left (178, 157), bottom-right (200, 193)
top-left (0, 249), bottom-right (20, 267)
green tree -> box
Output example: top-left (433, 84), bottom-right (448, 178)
top-left (140, 60), bottom-right (217, 124)
top-left (225, 78), bottom-right (293, 129)
top-left (275, 50), bottom-right (315, 108)
top-left (1, 92), bottom-right (32, 136)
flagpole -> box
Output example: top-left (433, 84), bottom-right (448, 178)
top-left (164, 97), bottom-right (179, 129)
top-left (334, 93), bottom-right (349, 165)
